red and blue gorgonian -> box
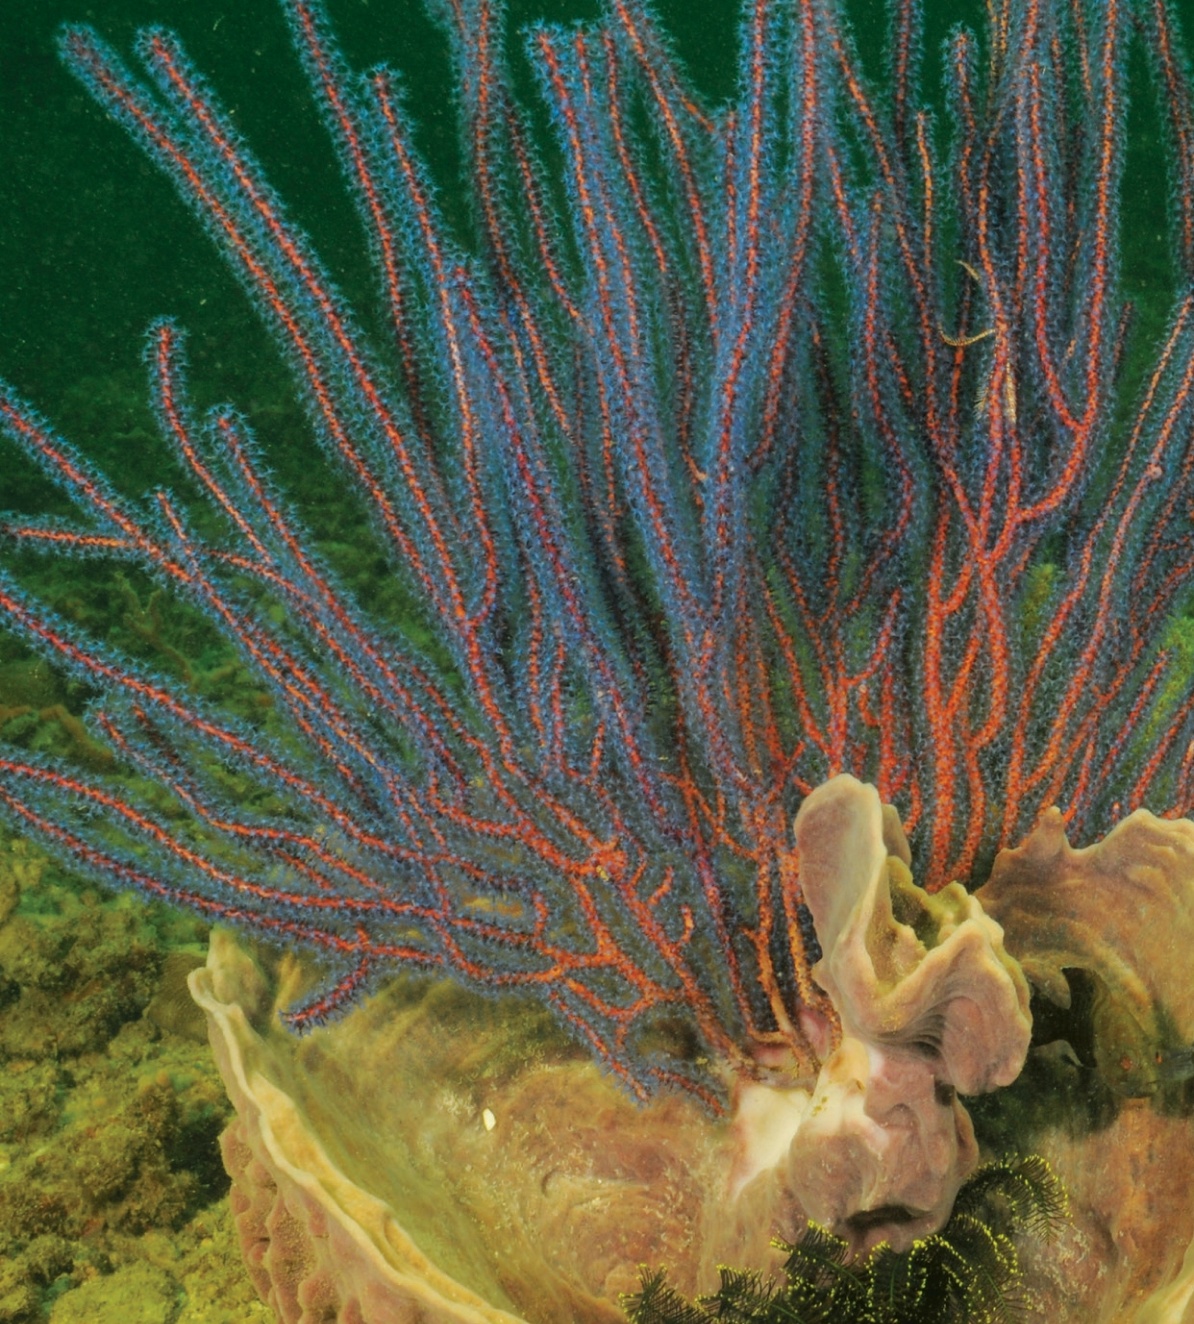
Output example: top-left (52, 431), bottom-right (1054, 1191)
top-left (2, 0), bottom-right (1193, 1107)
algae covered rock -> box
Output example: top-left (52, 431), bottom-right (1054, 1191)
top-left (0, 827), bottom-right (263, 1324)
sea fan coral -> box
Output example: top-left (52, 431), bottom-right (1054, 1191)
top-left (1, 0), bottom-right (1193, 1110)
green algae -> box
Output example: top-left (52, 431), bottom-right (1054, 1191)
top-left (0, 830), bottom-right (270, 1324)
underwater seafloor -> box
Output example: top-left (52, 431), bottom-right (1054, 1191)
top-left (0, 805), bottom-right (271, 1324)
